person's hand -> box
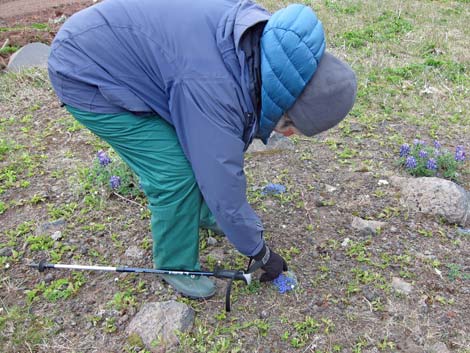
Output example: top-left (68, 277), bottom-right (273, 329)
top-left (251, 245), bottom-right (288, 282)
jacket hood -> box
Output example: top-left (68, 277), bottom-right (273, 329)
top-left (259, 4), bottom-right (326, 143)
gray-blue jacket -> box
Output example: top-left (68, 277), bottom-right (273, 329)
top-left (48, 0), bottom-right (324, 257)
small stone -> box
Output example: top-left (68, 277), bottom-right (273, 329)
top-left (392, 277), bottom-right (412, 295)
top-left (125, 246), bottom-right (144, 259)
top-left (51, 231), bottom-right (62, 241)
top-left (246, 132), bottom-right (295, 153)
top-left (351, 216), bottom-right (386, 235)
top-left (44, 273), bottom-right (55, 284)
top-left (259, 310), bottom-right (269, 319)
top-left (426, 342), bottom-right (450, 353)
top-left (341, 238), bottom-right (350, 247)
top-left (0, 248), bottom-right (13, 257)
top-left (206, 237), bottom-right (218, 246)
top-left (325, 184), bottom-right (337, 192)
top-left (377, 179), bottom-right (389, 186)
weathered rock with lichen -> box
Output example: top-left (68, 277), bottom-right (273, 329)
top-left (126, 301), bottom-right (194, 352)
top-left (391, 176), bottom-right (470, 226)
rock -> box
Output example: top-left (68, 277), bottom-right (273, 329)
top-left (0, 247), bottom-right (13, 257)
top-left (125, 246), bottom-right (144, 259)
top-left (206, 236), bottom-right (218, 246)
top-left (341, 238), bottom-right (350, 247)
top-left (126, 301), bottom-right (195, 351)
top-left (324, 184), bottom-right (337, 192)
top-left (7, 43), bottom-right (51, 72)
top-left (51, 231), bottom-right (62, 241)
top-left (425, 342), bottom-right (451, 353)
top-left (36, 219), bottom-right (66, 235)
top-left (351, 216), bottom-right (386, 235)
top-left (390, 176), bottom-right (470, 226)
top-left (246, 132), bottom-right (294, 153)
top-left (392, 277), bottom-right (412, 295)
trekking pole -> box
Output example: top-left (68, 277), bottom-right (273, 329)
top-left (29, 259), bottom-right (251, 311)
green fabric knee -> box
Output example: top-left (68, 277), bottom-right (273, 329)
top-left (66, 105), bottom-right (209, 271)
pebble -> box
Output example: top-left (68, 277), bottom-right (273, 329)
top-left (206, 236), bottom-right (218, 246)
top-left (51, 231), bottom-right (62, 241)
top-left (0, 247), bottom-right (13, 257)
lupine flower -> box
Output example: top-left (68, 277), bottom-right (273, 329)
top-left (455, 146), bottom-right (466, 162)
top-left (405, 156), bottom-right (417, 169)
top-left (418, 150), bottom-right (428, 159)
top-left (399, 144), bottom-right (410, 157)
top-left (426, 158), bottom-right (438, 171)
top-left (109, 175), bottom-right (121, 189)
top-left (261, 183), bottom-right (286, 195)
top-left (433, 140), bottom-right (441, 149)
top-left (272, 273), bottom-right (297, 294)
top-left (97, 150), bottom-right (111, 166)
top-left (413, 139), bottom-right (425, 146)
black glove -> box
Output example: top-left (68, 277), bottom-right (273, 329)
top-left (251, 244), bottom-right (288, 282)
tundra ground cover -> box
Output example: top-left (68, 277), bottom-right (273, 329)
top-left (1, 0), bottom-right (469, 352)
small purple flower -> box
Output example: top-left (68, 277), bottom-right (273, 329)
top-left (405, 156), bottom-right (417, 169)
top-left (413, 139), bottom-right (425, 146)
top-left (109, 175), bottom-right (121, 189)
top-left (399, 144), bottom-right (410, 157)
top-left (418, 150), bottom-right (428, 159)
top-left (262, 183), bottom-right (286, 195)
top-left (426, 158), bottom-right (438, 171)
top-left (455, 146), bottom-right (465, 162)
top-left (272, 273), bottom-right (297, 294)
top-left (433, 140), bottom-right (441, 149)
top-left (97, 150), bottom-right (111, 166)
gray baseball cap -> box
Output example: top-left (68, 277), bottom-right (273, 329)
top-left (287, 52), bottom-right (357, 136)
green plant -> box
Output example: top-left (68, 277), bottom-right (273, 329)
top-left (399, 140), bottom-right (467, 180)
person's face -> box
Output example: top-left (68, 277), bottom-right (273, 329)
top-left (273, 114), bottom-right (302, 137)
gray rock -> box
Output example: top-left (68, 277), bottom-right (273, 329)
top-left (7, 42), bottom-right (51, 72)
top-left (51, 231), bottom-right (62, 241)
top-left (351, 216), bottom-right (386, 235)
top-left (391, 176), bottom-right (470, 226)
top-left (392, 277), bottom-right (412, 295)
top-left (206, 236), bottom-right (218, 246)
top-left (246, 132), bottom-right (294, 153)
top-left (0, 247), bottom-right (13, 257)
top-left (425, 342), bottom-right (451, 353)
top-left (126, 301), bottom-right (195, 351)
top-left (36, 219), bottom-right (66, 235)
top-left (125, 245), bottom-right (144, 259)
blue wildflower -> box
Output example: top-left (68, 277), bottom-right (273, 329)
top-left (413, 139), bottom-right (425, 146)
top-left (97, 150), bottom-right (111, 166)
top-left (455, 146), bottom-right (465, 162)
top-left (110, 175), bottom-right (121, 189)
top-left (433, 140), bottom-right (441, 149)
top-left (418, 150), bottom-right (428, 159)
top-left (262, 183), bottom-right (286, 195)
top-left (272, 273), bottom-right (297, 294)
top-left (405, 156), bottom-right (417, 169)
top-left (399, 144), bottom-right (410, 157)
top-left (426, 158), bottom-right (438, 171)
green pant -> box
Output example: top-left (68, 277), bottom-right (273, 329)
top-left (66, 106), bottom-right (215, 271)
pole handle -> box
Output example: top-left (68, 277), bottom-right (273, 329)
top-left (214, 269), bottom-right (251, 285)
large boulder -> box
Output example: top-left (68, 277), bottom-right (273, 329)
top-left (126, 301), bottom-right (195, 352)
top-left (391, 176), bottom-right (470, 226)
top-left (7, 42), bottom-right (50, 72)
